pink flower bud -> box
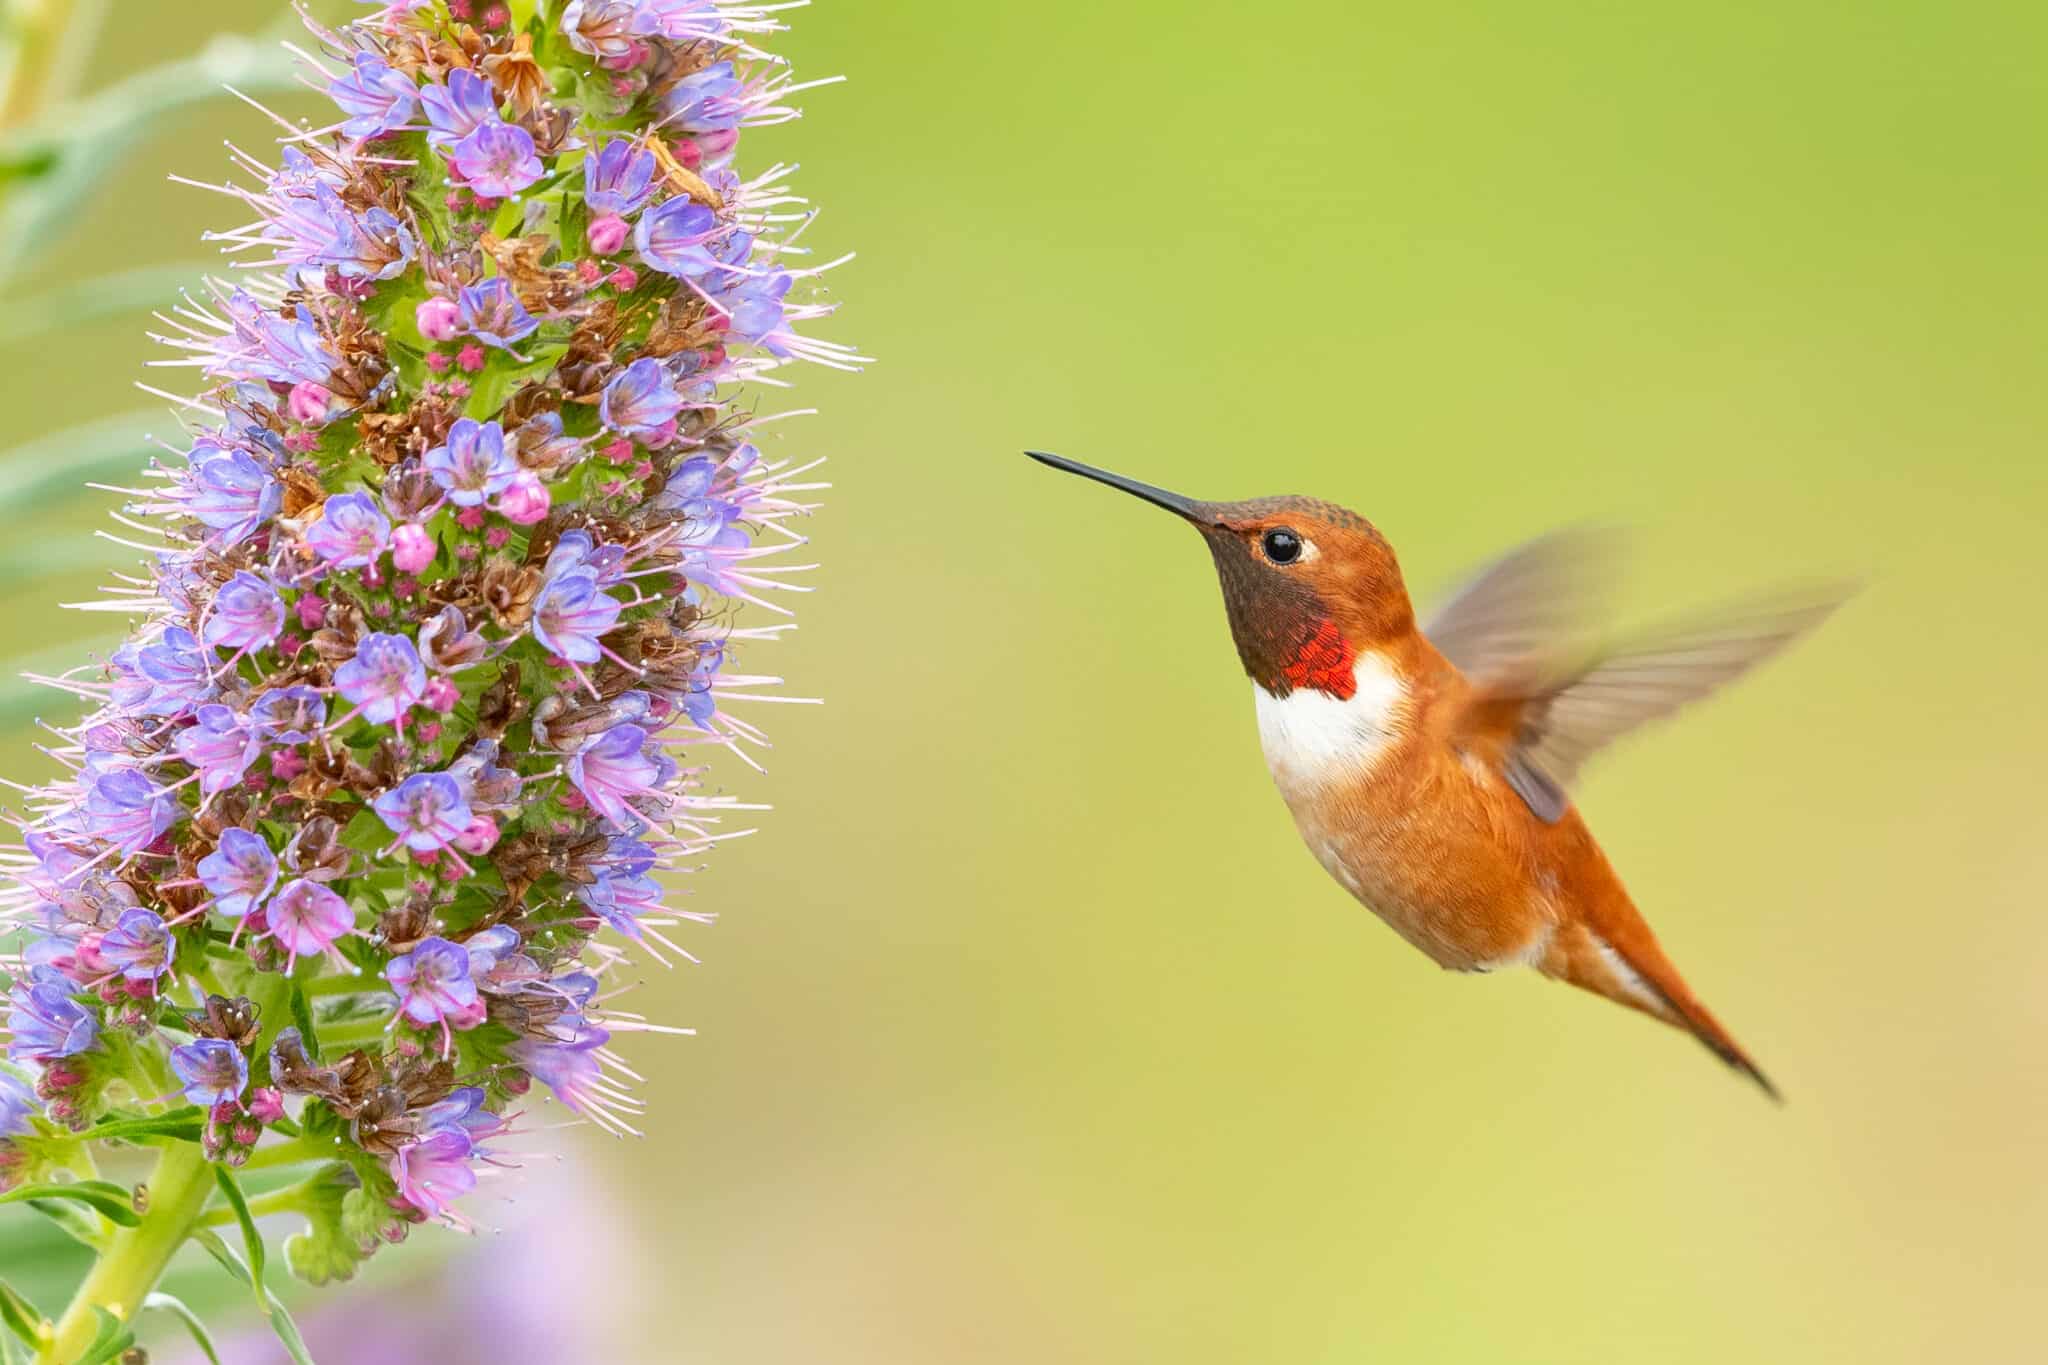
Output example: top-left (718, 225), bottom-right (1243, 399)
top-left (608, 265), bottom-right (639, 292)
top-left (423, 676), bottom-right (461, 713)
top-left (454, 815), bottom-right (500, 855)
top-left (425, 351), bottom-right (452, 373)
top-left (271, 750), bottom-right (307, 782)
top-left (391, 522), bottom-right (437, 574)
top-left (286, 382), bottom-right (333, 424)
top-left (496, 470), bottom-right (551, 524)
top-left (455, 505), bottom-right (486, 531)
top-left (646, 417), bottom-right (679, 449)
top-left (457, 343), bottom-right (487, 373)
top-left (416, 296), bottom-right (461, 342)
top-left (248, 1088), bottom-right (287, 1123)
top-left (587, 213), bottom-right (630, 255)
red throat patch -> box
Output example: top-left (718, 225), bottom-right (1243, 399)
top-left (1281, 618), bottom-right (1358, 698)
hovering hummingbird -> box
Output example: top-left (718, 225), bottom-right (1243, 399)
top-left (1027, 450), bottom-right (1848, 1099)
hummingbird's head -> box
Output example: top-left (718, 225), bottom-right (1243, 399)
top-left (1026, 452), bottom-right (1416, 699)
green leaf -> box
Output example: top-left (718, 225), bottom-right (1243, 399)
top-left (210, 1166), bottom-right (268, 1316)
top-left (189, 1230), bottom-right (315, 1365)
top-left (143, 1292), bottom-right (222, 1365)
top-left (83, 1107), bottom-right (205, 1145)
top-left (0, 1278), bottom-right (45, 1349)
top-left (20, 1197), bottom-right (107, 1250)
top-left (73, 1308), bottom-right (133, 1365)
top-left (1, 261), bottom-right (217, 340)
top-left (0, 1180), bottom-right (138, 1227)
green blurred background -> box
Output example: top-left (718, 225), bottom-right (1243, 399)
top-left (5, 1), bottom-right (2047, 1360)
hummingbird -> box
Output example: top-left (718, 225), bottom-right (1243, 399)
top-left (1026, 450), bottom-right (1848, 1099)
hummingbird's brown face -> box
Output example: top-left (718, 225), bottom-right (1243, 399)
top-left (1025, 453), bottom-right (1416, 698)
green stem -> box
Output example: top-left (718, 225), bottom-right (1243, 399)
top-left (36, 1141), bottom-right (212, 1364)
top-left (195, 1179), bottom-right (315, 1228)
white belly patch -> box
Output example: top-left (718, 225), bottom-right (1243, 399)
top-left (1253, 651), bottom-right (1407, 796)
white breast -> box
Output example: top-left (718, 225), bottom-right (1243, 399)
top-left (1252, 651), bottom-right (1408, 798)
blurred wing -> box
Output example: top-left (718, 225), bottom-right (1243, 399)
top-left (1423, 529), bottom-right (1620, 687)
top-left (1478, 590), bottom-right (1854, 823)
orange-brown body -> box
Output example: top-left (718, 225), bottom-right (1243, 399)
top-left (1027, 449), bottom-right (1842, 1097)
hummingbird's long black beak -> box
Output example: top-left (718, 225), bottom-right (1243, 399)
top-left (1024, 451), bottom-right (1210, 523)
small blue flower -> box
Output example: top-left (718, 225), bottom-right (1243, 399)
top-left (421, 68), bottom-right (499, 150)
top-left (132, 627), bottom-right (217, 716)
top-left (372, 772), bottom-right (474, 855)
top-left (172, 705), bottom-right (262, 796)
top-left (455, 279), bottom-right (538, 351)
top-left (304, 491), bottom-right (391, 568)
top-left (249, 686), bottom-right (327, 746)
top-left (334, 632), bottom-right (428, 729)
top-left (661, 60), bottom-right (746, 134)
top-left (634, 197), bottom-right (723, 278)
top-left (185, 442), bottom-right (280, 544)
top-left (532, 572), bottom-right (624, 665)
top-left (98, 909), bottom-right (176, 982)
top-left (599, 356), bottom-right (685, 435)
top-left (268, 182), bottom-right (415, 281)
top-left (385, 937), bottom-right (479, 1028)
top-left (82, 770), bottom-right (177, 856)
top-left (633, 0), bottom-right (729, 42)
top-left (201, 571), bottom-right (285, 652)
top-left (6, 969), bottom-right (99, 1063)
top-left (168, 1039), bottom-right (247, 1108)
top-left (217, 293), bottom-right (337, 388)
top-left (449, 119), bottom-right (544, 199)
top-left (328, 51), bottom-right (418, 141)
top-left (423, 419), bottom-right (520, 506)
top-left (196, 827), bottom-right (279, 921)
top-left (583, 138), bottom-right (658, 216)
top-left (0, 1071), bottom-right (34, 1140)
top-left (568, 723), bottom-right (666, 828)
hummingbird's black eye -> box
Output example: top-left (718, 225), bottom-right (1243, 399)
top-left (1262, 528), bottom-right (1304, 564)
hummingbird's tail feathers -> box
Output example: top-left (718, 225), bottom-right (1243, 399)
top-left (1541, 920), bottom-right (1781, 1102)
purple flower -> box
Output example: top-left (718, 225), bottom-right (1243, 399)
top-left (268, 182), bottom-right (415, 281)
top-left (568, 724), bottom-right (665, 827)
top-left (634, 0), bottom-right (729, 42)
top-left (334, 632), bottom-right (428, 728)
top-left (509, 1020), bottom-right (611, 1117)
top-left (328, 51), bottom-right (418, 140)
top-left (201, 571), bottom-right (285, 652)
top-left (131, 627), bottom-right (217, 716)
top-left (598, 356), bottom-right (684, 435)
top-left (391, 1128), bottom-right (476, 1220)
top-left (186, 443), bottom-right (280, 544)
top-left (6, 969), bottom-right (99, 1062)
top-left (197, 828), bottom-right (278, 920)
top-left (423, 419), bottom-right (520, 506)
top-left (82, 770), bottom-right (177, 856)
top-left (168, 1039), bottom-right (247, 1108)
top-left (449, 120), bottom-right (544, 199)
top-left (582, 138), bottom-right (657, 215)
top-left (371, 773), bottom-right (474, 854)
top-left (661, 59), bottom-right (746, 134)
top-left (250, 686), bottom-right (327, 745)
top-left (385, 937), bottom-right (479, 1028)
top-left (634, 197), bottom-right (723, 278)
top-left (98, 909), bottom-right (175, 981)
top-left (0, 1072), bottom-right (33, 1140)
top-left (455, 278), bottom-right (538, 351)
top-left (304, 492), bottom-right (391, 568)
top-left (714, 272), bottom-right (794, 350)
top-left (577, 870), bottom-right (662, 940)
top-left (421, 68), bottom-right (498, 150)
top-left (532, 573), bottom-right (623, 664)
top-left (263, 879), bottom-right (355, 967)
top-left (216, 293), bottom-right (337, 388)
top-left (172, 706), bottom-right (262, 795)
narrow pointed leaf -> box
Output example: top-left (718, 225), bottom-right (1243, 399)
top-left (211, 1166), bottom-right (268, 1316)
top-left (143, 1292), bottom-right (222, 1365)
top-left (0, 1278), bottom-right (45, 1348)
top-left (0, 1180), bottom-right (138, 1226)
top-left (74, 1308), bottom-right (134, 1365)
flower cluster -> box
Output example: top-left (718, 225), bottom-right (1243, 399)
top-left (1, 0), bottom-right (848, 1294)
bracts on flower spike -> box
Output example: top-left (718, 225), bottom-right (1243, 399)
top-left (1, 1), bottom-right (856, 1355)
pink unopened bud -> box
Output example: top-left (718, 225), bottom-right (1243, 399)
top-left (455, 505), bottom-right (486, 531)
top-left (646, 417), bottom-right (679, 449)
top-left (608, 265), bottom-right (639, 292)
top-left (587, 213), bottom-right (630, 255)
top-left (391, 522), bottom-right (437, 574)
top-left (247, 1088), bottom-right (286, 1124)
top-left (497, 470), bottom-right (551, 524)
top-left (417, 296), bottom-right (461, 342)
top-left (286, 382), bottom-right (333, 424)
top-left (602, 438), bottom-right (633, 462)
top-left (674, 138), bottom-right (703, 170)
top-left (454, 815), bottom-right (501, 856)
top-left (457, 343), bottom-right (486, 373)
top-left (425, 351), bottom-right (452, 373)
top-left (424, 676), bottom-right (461, 714)
top-left (483, 3), bottom-right (510, 28)
top-left (272, 750), bottom-right (307, 782)
top-left (296, 594), bottom-right (329, 630)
